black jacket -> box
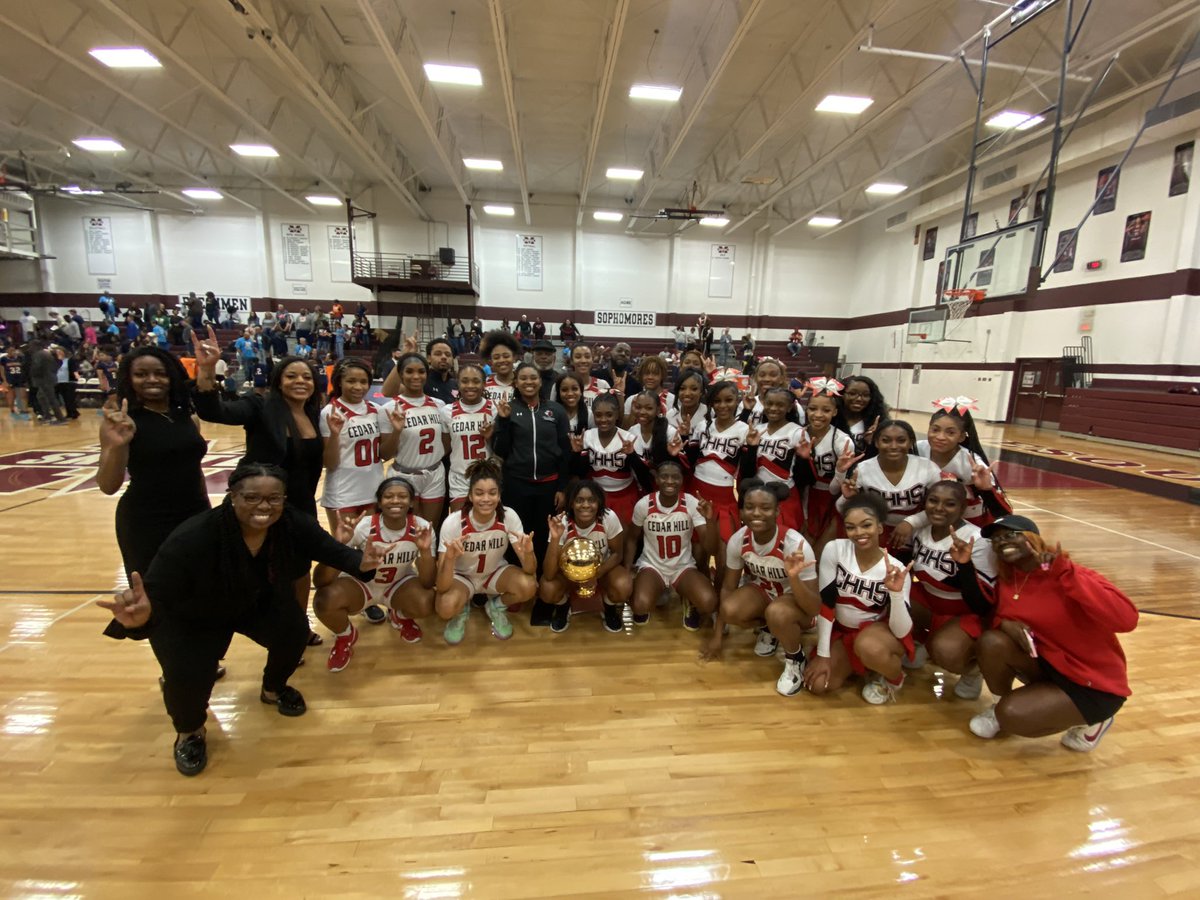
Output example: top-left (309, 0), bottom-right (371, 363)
top-left (492, 397), bottom-right (572, 483)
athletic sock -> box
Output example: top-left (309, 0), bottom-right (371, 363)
top-left (336, 624), bottom-right (353, 637)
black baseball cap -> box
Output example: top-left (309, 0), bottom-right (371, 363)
top-left (532, 339), bottom-right (555, 352)
top-left (980, 515), bottom-right (1040, 537)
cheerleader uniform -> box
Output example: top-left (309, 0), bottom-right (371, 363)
top-left (440, 396), bottom-right (497, 502)
top-left (910, 521), bottom-right (997, 640)
top-left (737, 421), bottom-right (807, 532)
top-left (381, 393), bottom-right (447, 501)
top-left (319, 397), bottom-right (391, 516)
top-left (579, 375), bottom-right (611, 411)
top-left (743, 396), bottom-right (806, 428)
top-left (624, 390), bottom-right (675, 417)
top-left (578, 427), bottom-right (641, 522)
top-left (802, 426), bottom-right (856, 539)
top-left (834, 455), bottom-right (944, 547)
top-left (815, 540), bottom-right (914, 673)
top-left (726, 525), bottom-right (817, 600)
top-left (915, 440), bottom-right (1011, 527)
top-left (667, 403), bottom-right (707, 442)
top-left (688, 418), bottom-right (750, 542)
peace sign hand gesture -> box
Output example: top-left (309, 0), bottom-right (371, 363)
top-left (949, 532), bottom-right (975, 566)
top-left (326, 406), bottom-right (347, 437)
top-left (795, 431), bottom-right (813, 460)
top-left (95, 571), bottom-right (152, 629)
top-left (835, 442), bottom-right (864, 474)
top-left (677, 413), bottom-right (693, 437)
top-left (99, 398), bottom-right (137, 449)
top-left (883, 559), bottom-right (914, 593)
top-left (970, 459), bottom-right (997, 491)
top-left (190, 324), bottom-right (222, 371)
top-left (745, 423), bottom-right (761, 447)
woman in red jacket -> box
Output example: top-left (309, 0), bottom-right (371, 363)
top-left (969, 515), bottom-right (1137, 752)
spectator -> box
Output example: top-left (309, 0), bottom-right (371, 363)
top-left (20, 310), bottom-right (39, 341)
top-left (515, 314), bottom-right (533, 350)
top-left (295, 308), bottom-right (314, 347)
top-left (151, 321), bottom-right (169, 349)
top-left (233, 329), bottom-right (259, 386)
top-left (55, 347), bottom-right (80, 419)
top-left (330, 300), bottom-right (344, 322)
top-left (787, 328), bottom-right (805, 357)
top-left (697, 312), bottom-right (714, 356)
top-left (98, 292), bottom-right (119, 322)
top-left (58, 314), bottom-right (81, 349)
top-left (687, 325), bottom-right (699, 348)
top-left (469, 316), bottom-right (483, 352)
top-left (334, 322), bottom-right (346, 360)
top-left (84, 322), bottom-right (98, 347)
top-left (673, 324), bottom-right (688, 351)
top-left (718, 327), bottom-right (733, 367)
top-left (295, 337), bottom-right (313, 359)
top-left (591, 341), bottom-right (642, 398)
top-left (500, 317), bottom-right (512, 334)
top-left (449, 317), bottom-right (467, 354)
top-left (28, 341), bottom-right (66, 424)
top-left (559, 318), bottom-right (581, 345)
top-left (532, 316), bottom-right (546, 341)
top-left (740, 333), bottom-right (757, 375)
top-left (186, 292), bottom-right (204, 330)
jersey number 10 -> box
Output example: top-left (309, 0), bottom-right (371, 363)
top-left (655, 534), bottom-right (683, 557)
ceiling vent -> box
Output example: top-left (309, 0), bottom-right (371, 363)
top-left (886, 210), bottom-right (909, 228)
top-left (982, 166), bottom-right (1017, 190)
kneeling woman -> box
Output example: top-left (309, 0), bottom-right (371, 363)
top-left (540, 480), bottom-right (633, 634)
top-left (701, 480), bottom-right (819, 662)
top-left (97, 463), bottom-right (386, 777)
top-left (800, 494), bottom-right (915, 704)
top-left (436, 459), bottom-right (538, 643)
top-left (624, 458), bottom-right (719, 632)
top-left (314, 476), bottom-right (437, 672)
top-left (969, 515), bottom-right (1137, 752)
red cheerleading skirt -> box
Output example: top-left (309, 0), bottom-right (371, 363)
top-left (910, 580), bottom-right (985, 640)
top-left (603, 481), bottom-right (641, 524)
top-left (691, 478), bottom-right (740, 543)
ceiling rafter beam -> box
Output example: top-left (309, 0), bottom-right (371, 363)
top-left (487, 0), bottom-right (532, 224)
top-left (576, 0), bottom-right (631, 226)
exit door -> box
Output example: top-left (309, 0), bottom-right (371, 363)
top-left (1009, 358), bottom-right (1066, 427)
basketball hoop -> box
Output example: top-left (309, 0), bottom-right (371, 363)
top-left (943, 288), bottom-right (986, 321)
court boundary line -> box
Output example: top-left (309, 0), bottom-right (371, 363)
top-left (0, 594), bottom-right (103, 656)
top-left (1010, 501), bottom-right (1200, 563)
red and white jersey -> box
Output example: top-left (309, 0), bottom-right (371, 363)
top-left (581, 427), bottom-right (634, 492)
top-left (632, 492), bottom-right (707, 571)
top-left (350, 512), bottom-right (429, 589)
top-left (624, 390), bottom-right (675, 417)
top-left (319, 397), bottom-right (391, 508)
top-left (806, 426), bottom-right (855, 492)
top-left (726, 525), bottom-right (816, 598)
top-left (383, 394), bottom-right (447, 471)
top-left (580, 375), bottom-right (610, 410)
top-left (916, 440), bottom-right (1001, 524)
top-left (630, 422), bottom-right (678, 458)
top-left (554, 508), bottom-right (623, 561)
top-left (911, 521), bottom-right (997, 603)
top-left (816, 540), bottom-right (912, 657)
top-left (438, 507), bottom-right (523, 579)
top-left (441, 397), bottom-right (496, 483)
top-left (693, 419), bottom-right (750, 487)
top-left (483, 374), bottom-right (515, 407)
top-left (667, 403), bottom-right (707, 441)
top-left (849, 456), bottom-right (946, 526)
top-left (751, 422), bottom-right (805, 488)
top-left (747, 396), bottom-right (806, 427)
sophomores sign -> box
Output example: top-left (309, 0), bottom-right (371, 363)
top-left (595, 310), bottom-right (656, 328)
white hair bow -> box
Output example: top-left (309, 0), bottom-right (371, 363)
top-left (932, 396), bottom-right (978, 415)
top-left (807, 377), bottom-right (844, 396)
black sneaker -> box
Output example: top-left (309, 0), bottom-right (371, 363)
top-left (529, 598), bottom-right (555, 627)
top-left (632, 612), bottom-right (650, 626)
top-left (682, 602), bottom-right (702, 632)
top-left (602, 602), bottom-right (624, 633)
top-left (363, 604), bottom-right (386, 624)
top-left (261, 685), bottom-right (307, 717)
top-left (174, 732), bottom-right (207, 776)
top-left (550, 602), bottom-right (571, 633)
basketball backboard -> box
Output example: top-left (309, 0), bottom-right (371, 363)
top-left (944, 220), bottom-right (1040, 299)
top-left (906, 307), bottom-right (947, 343)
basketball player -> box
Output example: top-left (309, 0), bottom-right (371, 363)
top-left (380, 353), bottom-right (447, 524)
top-left (440, 362), bottom-right (496, 512)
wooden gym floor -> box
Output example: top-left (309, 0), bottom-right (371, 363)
top-left (1, 412), bottom-right (1198, 898)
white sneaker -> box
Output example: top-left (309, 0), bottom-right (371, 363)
top-left (754, 628), bottom-right (779, 657)
top-left (776, 656), bottom-right (805, 696)
top-left (1061, 717), bottom-right (1115, 752)
top-left (969, 704), bottom-right (1002, 739)
top-left (902, 643), bottom-right (929, 670)
top-left (954, 670), bottom-right (984, 700)
top-left (862, 673), bottom-right (903, 705)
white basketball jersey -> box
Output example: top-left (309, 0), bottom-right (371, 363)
top-left (582, 427), bottom-right (634, 492)
top-left (319, 398), bottom-right (390, 508)
top-left (384, 394), bottom-right (447, 470)
top-left (483, 374), bottom-right (515, 407)
top-left (441, 397), bottom-right (496, 483)
top-left (632, 492), bottom-right (706, 570)
top-left (726, 525), bottom-right (816, 598)
top-left (556, 508), bottom-right (623, 561)
top-left (351, 512), bottom-right (428, 589)
top-left (438, 507), bottom-right (523, 580)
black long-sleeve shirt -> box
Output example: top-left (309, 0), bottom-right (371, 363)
top-left (492, 397), bottom-right (573, 484)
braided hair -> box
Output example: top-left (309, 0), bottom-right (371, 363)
top-left (115, 346), bottom-right (193, 414)
top-left (220, 462), bottom-right (292, 612)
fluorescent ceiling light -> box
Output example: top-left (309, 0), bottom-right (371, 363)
top-left (808, 215), bottom-right (842, 227)
top-left (483, 204), bottom-right (515, 216)
top-left (72, 138), bottom-right (125, 152)
top-left (88, 47), bottom-right (162, 69)
top-left (629, 84), bottom-right (682, 102)
top-left (865, 182), bottom-right (906, 195)
top-left (592, 211), bottom-right (624, 222)
top-left (306, 195), bottom-right (342, 206)
top-left (182, 188), bottom-right (222, 200)
top-left (63, 185), bottom-right (104, 195)
top-left (229, 143), bottom-right (278, 157)
top-left (424, 63), bottom-right (483, 86)
top-left (605, 167), bottom-right (643, 180)
top-left (699, 217), bottom-right (729, 227)
top-left (816, 94), bottom-right (874, 114)
top-left (986, 110), bottom-right (1045, 130)
top-left (464, 158), bottom-right (503, 171)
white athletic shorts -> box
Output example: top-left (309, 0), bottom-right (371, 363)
top-left (452, 563), bottom-right (514, 596)
top-left (394, 465), bottom-right (446, 502)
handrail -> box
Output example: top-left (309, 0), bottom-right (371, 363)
top-left (351, 251), bottom-right (479, 289)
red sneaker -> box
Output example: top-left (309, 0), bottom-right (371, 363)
top-left (326, 625), bottom-right (358, 672)
top-left (388, 608), bottom-right (423, 643)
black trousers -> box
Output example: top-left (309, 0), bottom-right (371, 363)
top-left (149, 601), bottom-right (308, 733)
top-left (56, 383), bottom-right (78, 418)
top-left (502, 476), bottom-right (560, 574)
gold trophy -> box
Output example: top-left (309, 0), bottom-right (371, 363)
top-left (560, 537), bottom-right (602, 598)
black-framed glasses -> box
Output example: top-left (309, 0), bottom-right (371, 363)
top-left (988, 532), bottom-right (1026, 545)
top-left (235, 493), bottom-right (286, 508)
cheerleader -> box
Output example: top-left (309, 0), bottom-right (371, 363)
top-left (832, 375), bottom-right (889, 456)
top-left (836, 419), bottom-right (943, 551)
top-left (440, 362), bottom-right (496, 512)
top-left (314, 477), bottom-right (436, 671)
top-left (380, 353), bottom-right (447, 524)
top-left (916, 396), bottom-right (1011, 527)
top-left (628, 390), bottom-right (678, 474)
top-left (800, 493), bottom-right (915, 704)
top-left (571, 393), bottom-right (641, 522)
top-left (624, 458), bottom-right (719, 632)
top-left (566, 343), bottom-right (614, 409)
top-left (737, 386), bottom-right (808, 532)
top-left (700, 481), bottom-right (818, 662)
top-left (909, 480), bottom-right (997, 699)
top-left (319, 359), bottom-right (403, 531)
top-left (479, 330), bottom-right (519, 406)
top-left (622, 355), bottom-right (674, 422)
top-left (555, 372), bottom-right (590, 435)
top-left (799, 379), bottom-right (858, 550)
top-left (740, 358), bottom-right (804, 427)
top-left (667, 368), bottom-right (708, 441)
top-left (540, 479), bottom-right (633, 634)
top-left (685, 379), bottom-right (750, 543)
top-left (435, 458), bottom-right (537, 643)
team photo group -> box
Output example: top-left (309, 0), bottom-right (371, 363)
top-left (96, 322), bottom-right (1137, 777)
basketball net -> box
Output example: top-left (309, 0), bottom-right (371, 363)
top-left (943, 288), bottom-right (985, 322)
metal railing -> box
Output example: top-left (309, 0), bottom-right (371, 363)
top-left (0, 220), bottom-right (37, 258)
top-left (351, 251), bottom-right (478, 289)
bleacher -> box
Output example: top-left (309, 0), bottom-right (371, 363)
top-left (1060, 380), bottom-right (1200, 453)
